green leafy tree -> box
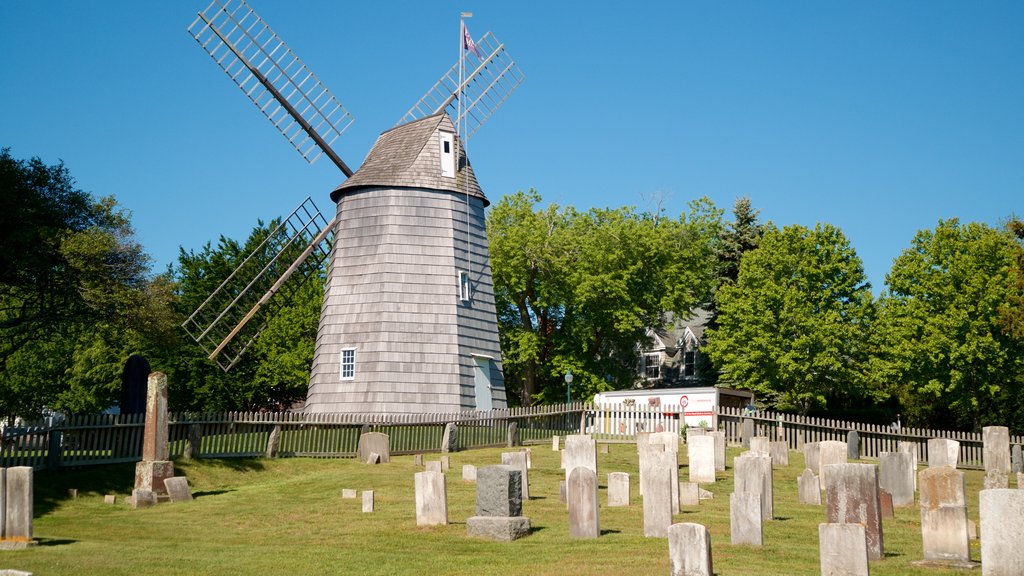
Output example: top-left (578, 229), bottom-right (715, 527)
top-left (878, 219), bottom-right (1024, 431)
top-left (997, 217), bottom-right (1024, 339)
top-left (704, 223), bottom-right (877, 414)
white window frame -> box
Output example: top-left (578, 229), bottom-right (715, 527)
top-left (340, 347), bottom-right (357, 380)
top-left (439, 132), bottom-right (456, 178)
top-left (643, 353), bottom-right (661, 379)
top-left (459, 270), bottom-right (471, 302)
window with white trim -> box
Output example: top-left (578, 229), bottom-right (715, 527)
top-left (459, 270), bottom-right (471, 302)
top-left (340, 348), bottom-right (356, 380)
top-left (439, 132), bottom-right (455, 178)
top-left (643, 353), bottom-right (661, 379)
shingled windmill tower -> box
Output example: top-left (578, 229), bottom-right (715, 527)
top-left (184, 2), bottom-right (522, 414)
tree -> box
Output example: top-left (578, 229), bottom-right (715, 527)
top-left (997, 217), bottom-right (1024, 339)
top-left (704, 223), bottom-right (877, 414)
top-left (489, 190), bottom-right (721, 406)
top-left (878, 219), bottom-right (1024, 431)
top-left (717, 197), bottom-right (763, 286)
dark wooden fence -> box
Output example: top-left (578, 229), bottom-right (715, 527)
top-left (2, 402), bottom-right (1019, 471)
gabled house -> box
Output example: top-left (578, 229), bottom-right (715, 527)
top-left (638, 308), bottom-right (713, 387)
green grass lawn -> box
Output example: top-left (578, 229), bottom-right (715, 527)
top-left (4, 443), bottom-right (993, 575)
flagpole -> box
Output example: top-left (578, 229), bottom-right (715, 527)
top-left (460, 12), bottom-right (472, 296)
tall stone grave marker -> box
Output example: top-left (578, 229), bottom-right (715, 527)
top-left (824, 463), bottom-right (884, 561)
top-left (749, 436), bottom-right (770, 455)
top-left (669, 522), bottom-right (713, 576)
top-left (650, 431), bottom-right (680, 512)
top-left (879, 451), bottom-right (915, 506)
top-left (2, 467), bottom-right (32, 545)
top-left (688, 435), bottom-right (716, 484)
top-left (734, 453), bottom-right (773, 520)
top-left (847, 430), bottom-right (860, 460)
top-left (1011, 444), bottom-right (1022, 474)
top-left (899, 441), bottom-right (919, 491)
top-left (709, 431), bottom-right (726, 472)
top-left (608, 472), bottom-right (629, 507)
top-left (563, 434), bottom-right (597, 485)
top-left (414, 470), bottom-right (448, 526)
top-left (680, 481), bottom-right (700, 506)
top-left (928, 438), bottom-right (960, 468)
top-left (769, 441), bottom-right (789, 468)
top-left (917, 466), bottom-right (972, 567)
top-left (466, 465), bottom-right (530, 541)
top-left (638, 442), bottom-right (664, 497)
top-left (441, 423), bottom-right (458, 453)
top-left (501, 451), bottom-right (530, 500)
top-left (819, 523), bottom-right (870, 576)
top-left (979, 488), bottom-right (1024, 575)
top-left (568, 467), bottom-right (599, 539)
top-left (357, 432), bottom-right (391, 464)
top-left (798, 468), bottom-right (822, 505)
top-left (642, 452), bottom-right (674, 538)
top-left (134, 372), bottom-right (173, 501)
top-left (818, 441), bottom-right (847, 485)
top-left (983, 426), bottom-right (1011, 489)
top-left (804, 442), bottom-right (821, 474)
top-left (730, 491), bottom-right (762, 546)
top-left (740, 418), bottom-right (755, 448)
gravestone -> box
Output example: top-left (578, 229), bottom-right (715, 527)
top-left (342, 489), bottom-right (357, 499)
top-left (685, 427), bottom-right (705, 445)
top-left (680, 481), bottom-right (700, 506)
top-left (638, 442), bottom-right (664, 498)
top-left (466, 465), bottom-right (530, 541)
top-left (440, 455), bottom-right (451, 471)
top-left (185, 424), bottom-right (202, 461)
top-left (264, 425), bottom-right (281, 459)
top-left (103, 495), bottom-right (116, 505)
top-left (709, 431), bottom-right (726, 472)
top-left (414, 454), bottom-right (424, 466)
top-left (130, 489), bottom-right (156, 510)
top-left (362, 490), bottom-right (374, 513)
top-left (425, 461), bottom-right (442, 473)
top-left (979, 488), bottom-right (1024, 575)
top-left (462, 464), bottom-right (477, 482)
top-left (879, 451), bottom-right (915, 506)
top-left (730, 491), bottom-right (762, 546)
top-left (818, 441), bottom-right (847, 485)
top-left (769, 441), bottom-right (789, 468)
top-left (749, 436), bottom-right (770, 455)
top-left (2, 467), bottom-right (32, 543)
top-left (163, 477), bottom-right (193, 503)
top-left (734, 454), bottom-right (773, 520)
top-left (668, 522), bottom-right (713, 576)
top-left (847, 431), bottom-right (860, 460)
top-left (641, 458), bottom-right (673, 538)
top-left (650, 431), bottom-right (680, 512)
top-left (559, 481), bottom-right (566, 504)
top-left (134, 372), bottom-right (173, 498)
top-left (563, 435), bottom-right (597, 485)
top-left (356, 432), bottom-right (391, 464)
top-left (520, 447), bottom-right (532, 469)
top-left (1011, 445), bottom-right (1022, 474)
top-left (879, 490), bottom-right (893, 519)
top-left (552, 435), bottom-right (560, 451)
top-left (824, 463), bottom-right (884, 561)
top-left (414, 470), bottom-right (448, 526)
top-left (804, 442), bottom-right (822, 474)
top-left (119, 354), bottom-right (150, 415)
top-left (798, 469), bottom-right (822, 505)
top-left (607, 472), bottom-right (629, 507)
top-left (599, 444), bottom-right (609, 454)
top-left (819, 523), bottom-right (869, 576)
top-left (688, 435), bottom-right (716, 484)
top-left (984, 429), bottom-right (1011, 489)
top-left (899, 441), bottom-right (919, 491)
top-left (506, 422), bottom-right (519, 447)
top-left (501, 451), bottom-right (530, 500)
top-left (441, 423), bottom-right (458, 453)
top-left (567, 467), bottom-right (599, 539)
top-left (366, 452), bottom-right (381, 465)
top-left (917, 466), bottom-right (972, 567)
top-left (740, 418), bottom-right (755, 448)
top-left (928, 438), bottom-right (960, 468)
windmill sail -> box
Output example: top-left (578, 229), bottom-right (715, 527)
top-left (399, 31), bottom-right (524, 141)
top-left (188, 0), bottom-right (355, 175)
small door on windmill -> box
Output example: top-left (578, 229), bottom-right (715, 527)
top-left (473, 356), bottom-right (493, 411)
top-left (439, 132), bottom-right (456, 178)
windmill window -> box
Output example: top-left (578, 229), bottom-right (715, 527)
top-left (439, 132), bottom-right (456, 178)
top-left (340, 348), bottom-right (356, 380)
top-left (459, 270), bottom-right (471, 302)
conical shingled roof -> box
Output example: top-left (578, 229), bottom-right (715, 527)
top-left (331, 112), bottom-right (486, 205)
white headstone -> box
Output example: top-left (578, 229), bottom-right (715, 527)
top-left (730, 491), bottom-right (762, 546)
top-left (818, 441), bottom-right (847, 484)
top-left (879, 451), bottom-right (915, 506)
top-left (708, 431), bottom-right (726, 472)
top-left (607, 472), bottom-right (630, 507)
top-left (798, 468), bottom-right (822, 505)
top-left (819, 523), bottom-right (869, 576)
top-left (979, 488), bottom-right (1024, 575)
top-left (918, 466), bottom-right (970, 565)
top-left (414, 470), bottom-right (448, 526)
top-left (642, 454), bottom-right (674, 538)
top-left (568, 467), bottom-right (599, 539)
top-left (668, 522), bottom-right (713, 576)
top-left (983, 426), bottom-right (1011, 489)
top-left (688, 435), bottom-right (716, 484)
top-left (928, 438), bottom-right (960, 468)
top-left (564, 435), bottom-right (597, 484)
top-left (734, 454), bottom-right (773, 521)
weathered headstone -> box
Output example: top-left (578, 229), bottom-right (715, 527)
top-left (730, 491), bottom-right (762, 546)
top-left (680, 481), bottom-right (700, 506)
top-left (130, 489), bottom-right (156, 510)
top-left (668, 522), bottom-right (713, 576)
top-left (163, 477), bottom-right (193, 503)
top-left (979, 488), bottom-right (1024, 575)
top-left (847, 430), bottom-right (860, 460)
top-left (709, 431), bottom-right (726, 472)
top-left (414, 470), bottom-right (448, 526)
top-left (699, 487), bottom-right (714, 500)
top-left (818, 441), bottom-right (847, 485)
top-left (638, 442), bottom-right (665, 497)
top-left (362, 490), bottom-right (374, 513)
top-left (184, 423), bottom-right (202, 461)
top-left (824, 463), bottom-right (884, 561)
top-left (440, 455), bottom-right (450, 471)
top-left (688, 435), bottom-right (716, 484)
top-left (425, 460), bottom-right (442, 473)
top-left (642, 458), bottom-right (673, 538)
top-left (520, 447), bottom-right (532, 469)
top-left (685, 427), bottom-right (705, 445)
top-left (749, 436), bottom-right (770, 455)
top-left (466, 465), bottom-right (531, 541)
top-left (341, 488), bottom-right (357, 499)
top-left (819, 523), bottom-right (870, 576)
top-left (441, 422), bottom-right (458, 453)
top-left (899, 441), bottom-right (919, 491)
top-left (650, 431), bottom-right (680, 512)
top-left (798, 468), bottom-right (822, 505)
top-left (559, 480), bottom-right (566, 503)
top-left (740, 418), bottom-right (755, 448)
top-left (879, 490), bottom-right (894, 519)
top-left (501, 451), bottom-right (529, 500)
top-left (804, 442), bottom-right (822, 474)
top-left (928, 438), bottom-right (960, 468)
top-left (734, 454), bottom-right (773, 521)
top-left (2, 467), bottom-right (32, 543)
top-left (414, 454), bottom-right (424, 467)
top-left (506, 422), bottom-right (519, 447)
top-left (879, 451), bottom-right (915, 506)
top-left (103, 494), bottom-right (116, 505)
top-left (552, 435), bottom-right (560, 451)
top-left (67, 488), bottom-right (78, 500)
top-left (567, 467), bottom-right (599, 539)
top-left (356, 431), bottom-right (391, 464)
top-left (607, 472), bottom-right (629, 507)
top-left (134, 372), bottom-right (173, 498)
top-left (366, 452), bottom-right (381, 465)
top-left (462, 464), bottom-right (477, 482)
top-left (563, 435), bottom-right (597, 485)
top-left (1011, 444), bottom-right (1022, 474)
top-left (264, 425), bottom-right (281, 459)
top-left (769, 441), bottom-right (789, 468)
top-left (917, 466), bottom-right (972, 567)
top-left (984, 426), bottom-right (1011, 489)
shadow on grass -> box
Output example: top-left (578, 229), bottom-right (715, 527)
top-left (35, 462), bottom-right (137, 516)
top-left (599, 529), bottom-right (621, 535)
top-left (186, 458), bottom-right (266, 472)
top-left (35, 537), bottom-right (77, 547)
top-left (193, 489), bottom-right (234, 499)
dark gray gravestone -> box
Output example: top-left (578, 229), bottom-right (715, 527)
top-left (740, 419), bottom-right (755, 449)
top-left (475, 466), bottom-right (522, 517)
top-left (119, 354), bottom-right (150, 414)
top-left (1012, 444), bottom-right (1022, 474)
top-left (847, 431), bottom-right (860, 460)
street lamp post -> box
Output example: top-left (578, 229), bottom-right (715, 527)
top-left (564, 370), bottom-right (573, 405)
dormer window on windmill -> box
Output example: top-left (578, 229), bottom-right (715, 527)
top-left (439, 131), bottom-right (456, 177)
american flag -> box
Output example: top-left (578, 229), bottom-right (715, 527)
top-left (463, 24), bottom-right (481, 57)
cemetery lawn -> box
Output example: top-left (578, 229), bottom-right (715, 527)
top-left (11, 444), bottom-right (991, 575)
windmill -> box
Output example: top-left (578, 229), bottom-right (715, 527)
top-left (183, 0), bottom-right (523, 414)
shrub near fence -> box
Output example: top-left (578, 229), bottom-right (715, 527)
top-left (3, 401), bottom-right (1020, 471)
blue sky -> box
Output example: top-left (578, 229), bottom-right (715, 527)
top-left (2, 1), bottom-right (1021, 294)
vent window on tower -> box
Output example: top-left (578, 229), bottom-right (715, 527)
top-left (439, 132), bottom-right (455, 178)
top-left (340, 348), bottom-right (356, 380)
top-left (459, 270), bottom-right (471, 302)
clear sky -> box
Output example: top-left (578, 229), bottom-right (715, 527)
top-left (2, 1), bottom-right (1021, 294)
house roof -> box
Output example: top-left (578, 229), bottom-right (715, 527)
top-left (331, 112), bottom-right (486, 204)
top-left (649, 308), bottom-right (712, 351)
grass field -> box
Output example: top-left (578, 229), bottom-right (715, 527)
top-left (2, 442), bottom-right (993, 575)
